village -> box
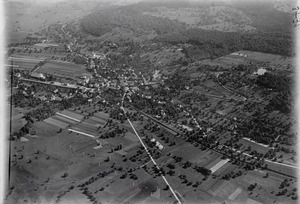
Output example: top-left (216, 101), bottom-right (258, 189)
top-left (5, 0), bottom-right (298, 203)
top-left (7, 37), bottom-right (298, 204)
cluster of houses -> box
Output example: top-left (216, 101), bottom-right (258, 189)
top-left (14, 47), bottom-right (169, 108)
top-left (36, 89), bottom-right (71, 102)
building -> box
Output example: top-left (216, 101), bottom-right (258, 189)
top-left (30, 72), bottom-right (46, 80)
top-left (91, 52), bottom-right (106, 60)
top-left (253, 68), bottom-right (267, 76)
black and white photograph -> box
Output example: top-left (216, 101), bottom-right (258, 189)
top-left (1, 0), bottom-right (299, 203)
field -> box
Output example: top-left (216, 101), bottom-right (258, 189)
top-left (238, 138), bottom-right (270, 155)
top-left (39, 60), bottom-right (87, 78)
top-left (8, 104), bottom-right (35, 133)
top-left (197, 50), bottom-right (294, 70)
top-left (266, 161), bottom-right (297, 177)
top-left (8, 95), bottom-right (298, 204)
top-left (9, 105), bottom-right (26, 133)
top-left (8, 107), bottom-right (147, 203)
top-left (141, 47), bottom-right (186, 68)
top-left (7, 56), bottom-right (46, 70)
top-left (6, 32), bottom-right (29, 44)
top-left (237, 50), bottom-right (295, 67)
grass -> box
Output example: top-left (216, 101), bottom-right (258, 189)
top-left (44, 117), bottom-right (69, 129)
top-left (8, 56), bottom-right (44, 70)
top-left (52, 115), bottom-right (78, 125)
top-left (231, 170), bottom-right (297, 204)
top-left (208, 179), bottom-right (229, 196)
top-left (60, 110), bottom-right (84, 121)
top-left (237, 50), bottom-right (294, 66)
top-left (70, 124), bottom-right (98, 136)
top-left (238, 138), bottom-right (269, 155)
top-left (94, 112), bottom-right (110, 120)
top-left (86, 116), bottom-right (107, 125)
top-left (59, 188), bottom-right (90, 204)
top-left (32, 121), bottom-right (60, 137)
top-left (39, 60), bottom-right (86, 78)
top-left (265, 161), bottom-right (297, 177)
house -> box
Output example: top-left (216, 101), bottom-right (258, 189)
top-left (127, 81), bottom-right (135, 86)
top-left (253, 68), bottom-right (267, 76)
top-left (92, 52), bottom-right (106, 60)
top-left (60, 93), bottom-right (68, 99)
top-left (155, 141), bottom-right (164, 150)
top-left (30, 72), bottom-right (45, 80)
top-left (51, 95), bottom-right (56, 101)
top-left (39, 96), bottom-right (47, 101)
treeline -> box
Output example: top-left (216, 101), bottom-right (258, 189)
top-left (155, 29), bottom-right (293, 59)
top-left (256, 73), bottom-right (292, 92)
top-left (153, 1), bottom-right (293, 57)
top-left (257, 73), bottom-right (293, 113)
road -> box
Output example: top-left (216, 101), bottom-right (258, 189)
top-left (61, 24), bottom-right (88, 61)
top-left (139, 111), bottom-right (180, 135)
top-left (216, 73), bottom-right (247, 101)
top-left (121, 93), bottom-right (182, 204)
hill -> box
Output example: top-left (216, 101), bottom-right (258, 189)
top-left (80, 0), bottom-right (294, 58)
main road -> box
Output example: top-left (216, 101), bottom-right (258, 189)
top-left (121, 93), bottom-right (182, 204)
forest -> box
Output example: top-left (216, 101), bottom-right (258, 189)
top-left (80, 5), bottom-right (186, 37)
top-left (257, 73), bottom-right (293, 114)
top-left (80, 1), bottom-right (293, 59)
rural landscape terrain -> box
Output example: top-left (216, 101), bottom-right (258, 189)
top-left (4, 0), bottom-right (298, 204)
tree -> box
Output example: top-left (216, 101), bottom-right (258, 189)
top-left (163, 185), bottom-right (169, 191)
top-left (62, 173), bottom-right (69, 178)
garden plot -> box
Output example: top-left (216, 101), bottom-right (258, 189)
top-left (209, 159), bottom-right (230, 174)
top-left (44, 117), bottom-right (69, 129)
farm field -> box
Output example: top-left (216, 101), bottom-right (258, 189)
top-left (236, 50), bottom-right (295, 66)
top-left (7, 56), bottom-right (45, 70)
top-left (39, 60), bottom-right (87, 78)
top-left (265, 161), bottom-right (297, 178)
top-left (11, 51), bottom-right (69, 59)
top-left (59, 110), bottom-right (85, 121)
top-left (198, 50), bottom-right (294, 70)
